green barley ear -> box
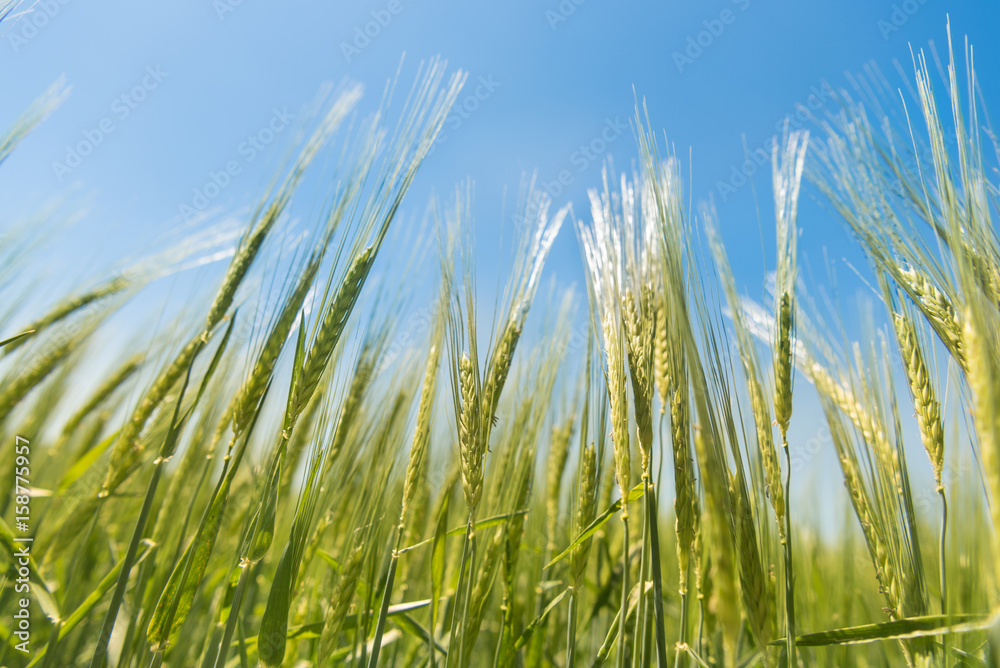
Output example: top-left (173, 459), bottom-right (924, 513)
top-left (0, 311), bottom-right (107, 424)
top-left (3, 274), bottom-right (130, 355)
top-left (54, 353), bottom-right (142, 450)
top-left (670, 362), bottom-right (695, 592)
top-left (457, 351), bottom-right (483, 515)
top-left (704, 204), bottom-right (785, 536)
top-left (888, 291), bottom-right (944, 489)
top-left (293, 244), bottom-right (373, 417)
top-left (103, 87), bottom-right (362, 497)
top-left (577, 171), bottom-right (631, 513)
top-left (623, 287), bottom-right (655, 475)
top-left (545, 415), bottom-right (573, 554)
top-left (897, 266), bottom-right (966, 370)
top-left (653, 296), bottom-right (670, 413)
top-left (771, 126), bottom-right (807, 440)
top-left (401, 323), bottom-right (443, 525)
top-left (571, 441), bottom-right (598, 587)
top-left (231, 251), bottom-right (322, 440)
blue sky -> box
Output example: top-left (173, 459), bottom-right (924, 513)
top-left (4, 0), bottom-right (999, 298)
top-left (3, 0), bottom-right (999, 519)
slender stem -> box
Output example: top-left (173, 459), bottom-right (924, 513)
top-left (566, 587), bottom-right (579, 668)
top-left (457, 527), bottom-right (476, 667)
top-left (90, 463), bottom-right (163, 668)
top-left (492, 592), bottom-right (507, 668)
top-left (676, 564), bottom-right (689, 668)
top-left (445, 520), bottom-right (471, 667)
top-left (212, 561), bottom-right (253, 668)
top-left (633, 490), bottom-right (649, 668)
top-left (616, 511), bottom-right (630, 668)
top-left (781, 440), bottom-right (796, 667)
top-left (696, 597), bottom-right (704, 657)
top-left (368, 526), bottom-right (404, 668)
top-left (447, 516), bottom-right (474, 668)
top-left (645, 483), bottom-right (668, 668)
top-left (938, 490), bottom-right (947, 614)
top-left (938, 489), bottom-right (949, 662)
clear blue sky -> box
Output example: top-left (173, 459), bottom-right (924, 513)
top-left (4, 0), bottom-right (999, 297)
top-left (3, 0), bottom-right (999, 521)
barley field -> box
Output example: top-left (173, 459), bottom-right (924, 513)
top-left (2, 11), bottom-right (1000, 668)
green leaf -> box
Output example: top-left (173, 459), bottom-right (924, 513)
top-left (0, 330), bottom-right (34, 349)
top-left (769, 614), bottom-right (994, 647)
top-left (393, 612), bottom-right (448, 656)
top-left (398, 509), bottom-right (526, 554)
top-left (430, 485), bottom-right (451, 642)
top-left (258, 545), bottom-right (296, 667)
top-left (230, 600), bottom-right (432, 648)
top-left (545, 482), bottom-right (644, 570)
top-left (514, 588), bottom-right (568, 650)
top-left (147, 477), bottom-right (232, 649)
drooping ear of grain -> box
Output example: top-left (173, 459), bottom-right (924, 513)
top-left (891, 305), bottom-right (944, 488)
top-left (457, 352), bottom-right (483, 516)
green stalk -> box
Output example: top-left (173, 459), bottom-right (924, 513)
top-left (88, 462), bottom-right (163, 668)
top-left (446, 518), bottom-right (473, 667)
top-left (939, 490), bottom-right (948, 659)
top-left (456, 525), bottom-right (477, 667)
top-left (646, 482), bottom-right (668, 668)
top-left (367, 526), bottom-right (403, 668)
top-left (676, 563), bottom-right (690, 668)
top-left (89, 342), bottom-right (205, 668)
top-left (211, 563), bottom-right (253, 668)
top-left (491, 595), bottom-right (506, 668)
top-left (617, 512), bottom-right (630, 668)
top-left (633, 492), bottom-right (649, 668)
top-left (565, 588), bottom-right (579, 668)
top-left (939, 491), bottom-right (947, 614)
top-left (781, 443), bottom-right (796, 666)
